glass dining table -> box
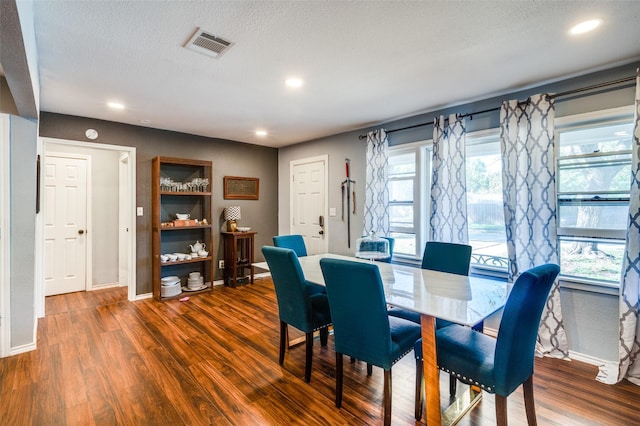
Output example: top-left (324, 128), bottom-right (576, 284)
top-left (255, 253), bottom-right (508, 425)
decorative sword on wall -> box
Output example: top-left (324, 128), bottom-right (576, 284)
top-left (341, 158), bottom-right (356, 248)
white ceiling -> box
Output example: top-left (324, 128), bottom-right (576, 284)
top-left (32, 1), bottom-right (640, 148)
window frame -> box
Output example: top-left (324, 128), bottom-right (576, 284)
top-left (387, 141), bottom-right (431, 261)
top-left (554, 105), bottom-right (635, 288)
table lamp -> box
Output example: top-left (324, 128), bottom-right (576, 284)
top-left (224, 206), bottom-right (241, 232)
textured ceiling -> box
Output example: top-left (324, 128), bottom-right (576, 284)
top-left (32, 1), bottom-right (640, 148)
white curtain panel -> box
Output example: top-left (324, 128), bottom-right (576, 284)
top-left (430, 114), bottom-right (469, 244)
top-left (598, 70), bottom-right (640, 385)
top-left (500, 94), bottom-right (569, 359)
top-left (363, 129), bottom-right (390, 236)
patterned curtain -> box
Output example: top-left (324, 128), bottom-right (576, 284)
top-left (598, 70), bottom-right (640, 385)
top-left (430, 114), bottom-right (468, 244)
top-left (500, 94), bottom-right (569, 359)
top-left (363, 129), bottom-right (390, 236)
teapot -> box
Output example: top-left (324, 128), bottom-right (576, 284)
top-left (189, 240), bottom-right (206, 253)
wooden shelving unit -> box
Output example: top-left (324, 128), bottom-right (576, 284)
top-left (152, 156), bottom-right (214, 301)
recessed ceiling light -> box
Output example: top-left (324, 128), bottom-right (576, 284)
top-left (569, 19), bottom-right (602, 35)
top-left (107, 101), bottom-right (125, 110)
top-left (255, 130), bottom-right (268, 137)
top-left (285, 78), bottom-right (304, 88)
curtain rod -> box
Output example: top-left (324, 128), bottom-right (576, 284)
top-left (358, 74), bottom-right (637, 140)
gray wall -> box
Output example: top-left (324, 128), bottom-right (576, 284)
top-left (278, 133), bottom-right (366, 256)
top-left (9, 115), bottom-right (37, 348)
top-left (278, 62), bottom-right (638, 362)
top-left (39, 114), bottom-right (279, 295)
top-left (45, 143), bottom-right (120, 287)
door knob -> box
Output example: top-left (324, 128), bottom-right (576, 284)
top-left (78, 229), bottom-right (85, 235)
top-left (319, 230), bottom-right (324, 235)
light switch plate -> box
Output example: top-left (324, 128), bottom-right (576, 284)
top-left (136, 207), bottom-right (143, 216)
top-left (329, 207), bottom-right (336, 217)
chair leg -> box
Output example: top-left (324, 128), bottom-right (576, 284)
top-left (414, 358), bottom-right (424, 420)
top-left (319, 326), bottom-right (329, 346)
top-left (383, 369), bottom-right (392, 426)
top-left (279, 321), bottom-right (287, 365)
top-left (523, 376), bottom-right (537, 426)
top-left (367, 363), bottom-right (373, 376)
top-left (335, 352), bottom-right (343, 408)
top-left (449, 373), bottom-right (457, 398)
top-left (495, 394), bottom-right (508, 426)
top-left (304, 331), bottom-right (313, 382)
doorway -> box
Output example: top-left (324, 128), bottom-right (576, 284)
top-left (37, 138), bottom-right (136, 316)
top-left (290, 155), bottom-right (328, 255)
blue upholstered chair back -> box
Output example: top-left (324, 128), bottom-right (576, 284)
top-left (262, 246), bottom-right (314, 330)
top-left (493, 263), bottom-right (560, 395)
top-left (320, 258), bottom-right (394, 369)
top-left (273, 235), bottom-right (308, 257)
top-left (422, 241), bottom-right (472, 275)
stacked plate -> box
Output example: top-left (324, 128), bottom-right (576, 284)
top-left (185, 272), bottom-right (206, 291)
top-left (160, 275), bottom-right (182, 298)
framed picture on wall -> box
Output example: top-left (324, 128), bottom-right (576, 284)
top-left (223, 176), bottom-right (259, 200)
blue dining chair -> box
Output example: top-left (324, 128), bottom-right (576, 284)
top-left (319, 258), bottom-right (421, 426)
top-left (428, 263), bottom-right (560, 425)
top-left (387, 241), bottom-right (474, 412)
top-left (273, 234), bottom-right (308, 257)
top-left (261, 246), bottom-right (331, 382)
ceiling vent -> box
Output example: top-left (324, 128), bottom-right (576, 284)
top-left (185, 28), bottom-right (234, 59)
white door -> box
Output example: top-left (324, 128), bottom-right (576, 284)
top-left (43, 155), bottom-right (88, 296)
top-left (291, 156), bottom-right (328, 255)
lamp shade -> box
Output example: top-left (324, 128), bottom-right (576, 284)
top-left (224, 206), bottom-right (241, 221)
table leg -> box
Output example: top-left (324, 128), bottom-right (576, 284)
top-left (420, 314), bottom-right (441, 425)
top-left (421, 314), bottom-right (483, 426)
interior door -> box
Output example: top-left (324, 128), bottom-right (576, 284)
top-left (291, 156), bottom-right (328, 255)
top-left (43, 155), bottom-right (88, 296)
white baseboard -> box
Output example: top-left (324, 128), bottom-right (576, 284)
top-left (135, 293), bottom-right (153, 301)
top-left (568, 350), bottom-right (609, 367)
top-left (212, 271), bottom-right (271, 287)
top-left (10, 341), bottom-right (37, 356)
top-left (89, 282), bottom-right (120, 291)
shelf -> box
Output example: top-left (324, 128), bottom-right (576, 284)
top-left (160, 225), bottom-right (212, 231)
top-left (160, 285), bottom-right (212, 301)
top-left (160, 191), bottom-right (212, 196)
top-left (152, 156), bottom-right (214, 301)
top-left (160, 256), bottom-right (212, 266)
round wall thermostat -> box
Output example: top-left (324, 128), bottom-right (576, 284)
top-left (85, 128), bottom-right (99, 140)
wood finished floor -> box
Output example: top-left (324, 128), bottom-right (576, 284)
top-left (2, 278), bottom-right (639, 425)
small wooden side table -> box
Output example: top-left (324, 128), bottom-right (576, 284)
top-left (221, 231), bottom-right (256, 287)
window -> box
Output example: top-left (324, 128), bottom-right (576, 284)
top-left (465, 131), bottom-right (508, 271)
top-left (556, 108), bottom-right (634, 284)
top-left (388, 144), bottom-right (430, 259)
top-left (385, 106), bottom-right (634, 286)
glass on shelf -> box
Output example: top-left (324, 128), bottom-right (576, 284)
top-left (160, 177), bottom-right (209, 192)
top-left (355, 231), bottom-right (390, 261)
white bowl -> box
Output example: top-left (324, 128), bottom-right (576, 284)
top-left (176, 213), bottom-right (190, 220)
top-left (237, 227), bottom-right (251, 232)
top-left (161, 275), bottom-right (180, 284)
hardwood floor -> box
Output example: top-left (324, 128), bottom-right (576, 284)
top-left (2, 278), bottom-right (639, 425)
